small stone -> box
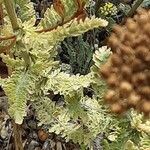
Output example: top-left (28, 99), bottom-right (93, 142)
top-left (27, 120), bottom-right (37, 129)
top-left (28, 131), bottom-right (38, 140)
top-left (32, 131), bottom-right (38, 140)
top-left (49, 139), bottom-right (56, 149)
top-left (55, 135), bottom-right (63, 141)
top-left (22, 121), bottom-right (29, 129)
top-left (0, 97), bottom-right (8, 111)
top-left (34, 147), bottom-right (41, 150)
top-left (93, 133), bottom-right (103, 150)
top-left (28, 140), bottom-right (39, 150)
top-left (42, 140), bottom-right (51, 150)
top-left (38, 130), bottom-right (49, 142)
top-left (0, 125), bottom-right (8, 139)
top-left (56, 141), bottom-right (62, 150)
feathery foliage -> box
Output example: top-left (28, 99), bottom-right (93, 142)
top-left (14, 0), bottom-right (35, 21)
top-left (62, 35), bottom-right (94, 75)
top-left (0, 0), bottom-right (110, 147)
top-left (1, 0), bottom-right (150, 149)
top-left (91, 46), bottom-right (112, 97)
top-left (1, 70), bottom-right (34, 124)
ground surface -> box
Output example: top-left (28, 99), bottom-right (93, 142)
top-left (0, 96), bottom-right (80, 150)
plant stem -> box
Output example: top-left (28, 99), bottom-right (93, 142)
top-left (12, 121), bottom-right (24, 150)
top-left (3, 0), bottom-right (19, 30)
top-left (3, 0), bottom-right (18, 74)
top-left (127, 0), bottom-right (144, 17)
top-left (3, 2), bottom-right (23, 150)
top-left (0, 4), bottom-right (4, 25)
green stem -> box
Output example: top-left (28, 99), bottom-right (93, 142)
top-left (3, 0), bottom-right (19, 30)
top-left (127, 0), bottom-right (144, 17)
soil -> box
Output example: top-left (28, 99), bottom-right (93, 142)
top-left (0, 96), bottom-right (80, 150)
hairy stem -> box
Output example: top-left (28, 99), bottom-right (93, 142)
top-left (0, 35), bottom-right (16, 41)
top-left (12, 121), bottom-right (23, 150)
top-left (3, 0), bottom-right (18, 74)
top-left (127, 0), bottom-right (144, 17)
top-left (3, 2), bottom-right (22, 149)
top-left (0, 4), bottom-right (4, 25)
top-left (3, 0), bottom-right (19, 30)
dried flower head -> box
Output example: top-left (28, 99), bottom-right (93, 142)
top-left (100, 9), bottom-right (150, 116)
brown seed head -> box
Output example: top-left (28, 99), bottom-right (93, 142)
top-left (110, 103), bottom-right (124, 114)
top-left (100, 8), bottom-right (150, 116)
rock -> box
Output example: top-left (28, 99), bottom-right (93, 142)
top-left (0, 97), bottom-right (8, 111)
top-left (93, 133), bottom-right (104, 150)
top-left (27, 120), bottom-right (37, 130)
top-left (42, 139), bottom-right (51, 150)
top-left (32, 131), bottom-right (38, 140)
top-left (55, 96), bottom-right (65, 107)
top-left (0, 125), bottom-right (8, 139)
top-left (38, 130), bottom-right (49, 142)
top-left (0, 114), bottom-right (10, 139)
top-left (34, 147), bottom-right (41, 150)
top-left (28, 140), bottom-right (39, 150)
top-left (56, 141), bottom-right (62, 150)
top-left (22, 121), bottom-right (29, 130)
top-left (49, 139), bottom-right (56, 149)
top-left (55, 135), bottom-right (65, 142)
top-left (29, 131), bottom-right (38, 140)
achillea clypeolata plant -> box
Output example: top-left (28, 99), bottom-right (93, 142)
top-left (0, 0), bottom-right (111, 148)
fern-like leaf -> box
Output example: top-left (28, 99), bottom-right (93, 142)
top-left (44, 17), bottom-right (108, 47)
top-left (139, 133), bottom-right (150, 150)
top-left (33, 96), bottom-right (62, 126)
top-left (91, 46), bottom-right (111, 98)
top-left (39, 0), bottom-right (77, 30)
top-left (14, 0), bottom-right (35, 22)
top-left (124, 140), bottom-right (138, 150)
top-left (0, 53), bottom-right (25, 69)
top-left (37, 0), bottom-right (80, 30)
top-left (45, 70), bottom-right (92, 96)
top-left (2, 70), bottom-right (34, 124)
top-left (92, 46), bottom-right (112, 70)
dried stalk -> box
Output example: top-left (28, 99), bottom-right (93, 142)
top-left (127, 0), bottom-right (144, 17)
